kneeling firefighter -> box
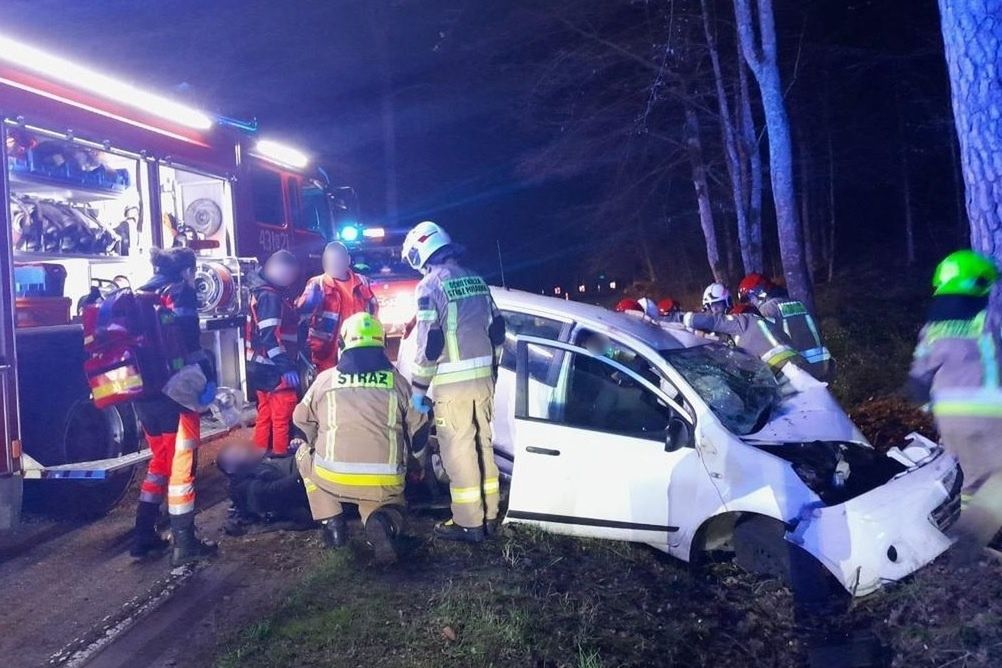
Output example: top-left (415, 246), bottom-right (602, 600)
top-left (293, 313), bottom-right (427, 561)
top-left (132, 247), bottom-right (217, 565)
top-left (246, 250), bottom-right (301, 456)
top-left (402, 220), bottom-right (506, 543)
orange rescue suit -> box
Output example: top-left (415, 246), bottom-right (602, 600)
top-left (299, 271), bottom-right (377, 371)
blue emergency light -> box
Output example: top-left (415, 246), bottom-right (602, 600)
top-left (339, 224), bottom-right (361, 242)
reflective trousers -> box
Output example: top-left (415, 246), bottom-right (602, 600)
top-left (135, 397), bottom-right (200, 517)
top-left (435, 392), bottom-right (499, 528)
top-left (254, 389), bottom-right (298, 456)
top-left (940, 419), bottom-right (1002, 546)
top-left (296, 447), bottom-right (402, 524)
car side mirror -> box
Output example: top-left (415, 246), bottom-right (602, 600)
top-left (665, 417), bottom-right (693, 453)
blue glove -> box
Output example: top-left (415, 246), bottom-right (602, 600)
top-left (410, 391), bottom-right (431, 414)
top-left (282, 371), bottom-right (301, 389)
top-left (198, 381), bottom-right (218, 407)
top-left (299, 282), bottom-right (322, 313)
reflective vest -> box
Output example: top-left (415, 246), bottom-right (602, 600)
top-left (245, 282), bottom-right (298, 373)
top-left (300, 271), bottom-right (376, 370)
top-left (411, 263), bottom-right (502, 400)
top-left (910, 310), bottom-right (1002, 419)
top-left (759, 297), bottom-right (833, 381)
top-left (292, 365), bottom-right (427, 501)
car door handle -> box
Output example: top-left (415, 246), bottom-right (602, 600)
top-left (526, 446), bottom-right (560, 456)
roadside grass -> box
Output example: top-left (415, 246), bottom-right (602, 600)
top-left (216, 524), bottom-right (803, 667)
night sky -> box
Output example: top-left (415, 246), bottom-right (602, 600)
top-left (1, 0), bottom-right (960, 294)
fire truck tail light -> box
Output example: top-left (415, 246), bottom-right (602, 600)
top-left (254, 139), bottom-right (309, 169)
top-left (0, 33), bottom-right (213, 130)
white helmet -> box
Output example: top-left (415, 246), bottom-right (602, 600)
top-left (636, 297), bottom-right (659, 318)
top-left (702, 282), bottom-right (731, 309)
top-left (402, 220), bottom-right (452, 271)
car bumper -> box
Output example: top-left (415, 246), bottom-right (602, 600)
top-left (788, 443), bottom-right (959, 597)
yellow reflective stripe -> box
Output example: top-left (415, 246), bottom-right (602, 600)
top-left (416, 309), bottom-right (437, 322)
top-left (934, 401), bottom-right (1002, 418)
top-left (483, 477), bottom-right (499, 493)
top-left (452, 478), bottom-right (500, 504)
top-left (757, 319), bottom-right (780, 346)
top-left (92, 374), bottom-right (143, 399)
top-left (387, 391), bottom-right (398, 466)
top-left (446, 302), bottom-right (460, 361)
top-left (765, 349), bottom-right (798, 368)
top-left (313, 467), bottom-right (404, 487)
top-left (433, 366), bottom-right (494, 385)
top-left (325, 389), bottom-right (337, 462)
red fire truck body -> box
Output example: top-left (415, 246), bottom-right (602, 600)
top-left (0, 39), bottom-right (344, 525)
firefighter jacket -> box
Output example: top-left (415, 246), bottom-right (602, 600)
top-left (684, 311), bottom-right (801, 371)
top-left (908, 296), bottom-right (1002, 423)
top-left (411, 262), bottom-right (505, 401)
top-left (138, 274), bottom-right (213, 383)
top-left (759, 297), bottom-right (833, 381)
top-left (299, 271), bottom-right (377, 370)
top-left (245, 272), bottom-right (299, 391)
top-left (293, 349), bottom-right (427, 502)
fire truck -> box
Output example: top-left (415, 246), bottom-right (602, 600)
top-left (0, 34), bottom-right (352, 525)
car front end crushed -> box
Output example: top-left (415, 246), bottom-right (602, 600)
top-left (786, 435), bottom-right (960, 597)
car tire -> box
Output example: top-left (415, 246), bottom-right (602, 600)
top-left (732, 516), bottom-right (838, 606)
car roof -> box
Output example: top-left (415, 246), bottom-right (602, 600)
top-left (490, 287), bottom-right (704, 351)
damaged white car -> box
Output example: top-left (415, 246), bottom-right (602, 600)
top-left (402, 288), bottom-right (961, 596)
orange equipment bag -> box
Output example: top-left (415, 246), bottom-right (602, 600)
top-left (82, 289), bottom-right (187, 408)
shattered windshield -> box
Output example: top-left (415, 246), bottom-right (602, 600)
top-left (660, 344), bottom-right (780, 435)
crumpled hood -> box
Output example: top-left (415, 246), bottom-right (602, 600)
top-left (745, 382), bottom-right (868, 445)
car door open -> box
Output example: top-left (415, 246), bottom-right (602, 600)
top-left (505, 336), bottom-right (697, 545)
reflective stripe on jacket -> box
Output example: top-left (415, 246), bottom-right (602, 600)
top-left (292, 366), bottom-right (427, 501)
top-left (759, 297), bottom-right (833, 380)
top-left (909, 309), bottom-right (1002, 420)
top-left (245, 281), bottom-right (298, 373)
top-left (684, 311), bottom-right (801, 370)
top-left (411, 263), bottom-right (501, 399)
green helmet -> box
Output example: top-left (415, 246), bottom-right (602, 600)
top-left (339, 312), bottom-right (385, 350)
top-left (932, 250), bottom-right (999, 297)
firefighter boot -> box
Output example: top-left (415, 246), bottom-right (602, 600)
top-left (170, 515), bottom-right (218, 567)
top-left (322, 515), bottom-right (348, 549)
top-left (434, 519), bottom-right (485, 544)
top-left (365, 509), bottom-right (401, 564)
top-left (484, 517), bottom-right (504, 539)
top-left (130, 501), bottom-right (168, 559)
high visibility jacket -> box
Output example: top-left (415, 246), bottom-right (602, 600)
top-left (759, 297), bottom-right (833, 381)
top-left (299, 271), bottom-right (377, 370)
top-left (908, 302), bottom-right (1002, 421)
top-left (246, 275), bottom-right (299, 390)
top-left (292, 361), bottom-right (427, 502)
top-left (411, 262), bottom-right (504, 400)
top-left (684, 311), bottom-right (802, 371)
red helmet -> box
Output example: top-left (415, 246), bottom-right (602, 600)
top-left (737, 273), bottom-right (773, 303)
top-left (657, 298), bottom-right (680, 316)
top-left (614, 298), bottom-right (644, 313)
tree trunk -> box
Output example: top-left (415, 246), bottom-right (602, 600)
top-left (826, 125), bottom-right (837, 283)
top-left (685, 106), bottom-right (727, 283)
top-left (734, 0), bottom-right (814, 310)
top-left (737, 39), bottom-right (765, 273)
top-left (939, 0), bottom-right (1002, 323)
top-left (797, 128), bottom-right (816, 279)
top-left (701, 0), bottom-right (755, 276)
top-left (900, 144), bottom-right (916, 266)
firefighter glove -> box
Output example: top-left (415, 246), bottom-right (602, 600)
top-left (282, 371), bottom-right (301, 389)
top-left (410, 391), bottom-right (431, 414)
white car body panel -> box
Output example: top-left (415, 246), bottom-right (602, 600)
top-left (396, 288), bottom-right (958, 596)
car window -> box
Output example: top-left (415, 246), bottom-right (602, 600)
top-left (251, 167), bottom-right (284, 226)
top-left (529, 349), bottom-right (673, 441)
top-left (297, 183), bottom-right (329, 234)
top-left (499, 310), bottom-right (565, 384)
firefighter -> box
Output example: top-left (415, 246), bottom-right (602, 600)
top-left (246, 250), bottom-right (301, 456)
top-left (683, 282), bottom-right (804, 375)
top-left (132, 247), bottom-right (217, 565)
top-left (298, 241), bottom-right (378, 373)
top-left (738, 273), bottom-right (834, 382)
top-left (293, 313), bottom-right (427, 562)
top-left (907, 250), bottom-right (1002, 562)
top-left (402, 220), bottom-right (506, 543)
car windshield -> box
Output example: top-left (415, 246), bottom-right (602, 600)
top-left (660, 344), bottom-right (780, 435)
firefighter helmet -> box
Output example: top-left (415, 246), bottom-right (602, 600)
top-left (932, 250), bottom-right (999, 297)
top-left (657, 298), bottom-right (680, 316)
top-left (702, 283), bottom-right (732, 309)
top-left (339, 312), bottom-right (385, 350)
top-left (614, 298), bottom-right (644, 314)
top-left (737, 273), bottom-right (773, 303)
top-left (402, 220), bottom-right (452, 271)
